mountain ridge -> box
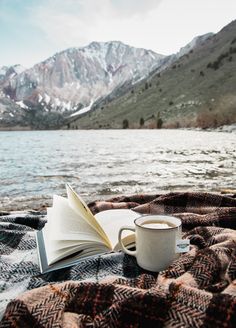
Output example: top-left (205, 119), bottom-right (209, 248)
top-left (1, 41), bottom-right (164, 112)
top-left (1, 21), bottom-right (236, 130)
top-left (70, 20), bottom-right (236, 129)
top-left (89, 33), bottom-right (214, 115)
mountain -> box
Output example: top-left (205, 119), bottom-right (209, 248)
top-left (89, 33), bottom-right (215, 113)
top-left (2, 21), bottom-right (236, 130)
top-left (1, 42), bottom-right (164, 116)
top-left (0, 95), bottom-right (27, 130)
top-left (0, 64), bottom-right (25, 83)
top-left (71, 20), bottom-right (236, 129)
top-left (0, 65), bottom-right (28, 129)
top-left (177, 33), bottom-right (213, 58)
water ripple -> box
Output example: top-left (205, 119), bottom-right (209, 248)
top-left (0, 129), bottom-right (235, 210)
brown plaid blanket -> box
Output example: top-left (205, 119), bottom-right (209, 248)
top-left (1, 192), bottom-right (236, 327)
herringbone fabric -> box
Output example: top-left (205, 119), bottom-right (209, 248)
top-left (1, 192), bottom-right (236, 327)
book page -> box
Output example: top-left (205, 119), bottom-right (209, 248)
top-left (66, 184), bottom-right (112, 248)
top-left (48, 195), bottom-right (103, 243)
top-left (95, 209), bottom-right (140, 250)
top-left (44, 228), bottom-right (108, 265)
top-left (36, 230), bottom-right (109, 273)
top-left (44, 196), bottom-right (110, 264)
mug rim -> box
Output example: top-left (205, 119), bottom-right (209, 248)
top-left (134, 214), bottom-right (181, 230)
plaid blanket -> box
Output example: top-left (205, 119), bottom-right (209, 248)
top-left (0, 192), bottom-right (236, 327)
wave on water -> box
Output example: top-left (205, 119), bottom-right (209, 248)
top-left (35, 175), bottom-right (81, 180)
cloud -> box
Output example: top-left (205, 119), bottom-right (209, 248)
top-left (110, 0), bottom-right (163, 16)
top-left (29, 0), bottom-right (163, 49)
top-left (14, 0), bottom-right (236, 66)
top-left (1, 0), bottom-right (236, 67)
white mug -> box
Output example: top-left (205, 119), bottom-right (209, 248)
top-left (118, 215), bottom-right (189, 272)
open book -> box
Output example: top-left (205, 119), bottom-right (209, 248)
top-left (36, 184), bottom-right (140, 273)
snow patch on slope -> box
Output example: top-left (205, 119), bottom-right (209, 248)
top-left (70, 100), bottom-right (94, 117)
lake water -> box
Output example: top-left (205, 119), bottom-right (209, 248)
top-left (0, 129), bottom-right (235, 210)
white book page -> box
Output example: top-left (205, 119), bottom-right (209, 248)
top-left (44, 226), bottom-right (108, 265)
top-left (43, 231), bottom-right (109, 265)
top-left (44, 196), bottom-right (109, 264)
top-left (66, 184), bottom-right (111, 248)
top-left (48, 195), bottom-right (104, 244)
top-left (47, 246), bottom-right (110, 268)
top-left (95, 209), bottom-right (140, 250)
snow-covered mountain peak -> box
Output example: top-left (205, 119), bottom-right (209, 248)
top-left (2, 41), bottom-right (165, 113)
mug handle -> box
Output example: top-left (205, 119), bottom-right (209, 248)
top-left (118, 226), bottom-right (137, 256)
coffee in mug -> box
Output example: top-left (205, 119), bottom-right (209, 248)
top-left (140, 219), bottom-right (176, 229)
top-left (118, 215), bottom-right (189, 272)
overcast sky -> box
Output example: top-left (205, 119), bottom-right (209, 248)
top-left (1, 0), bottom-right (236, 68)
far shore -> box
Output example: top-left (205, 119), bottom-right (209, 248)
top-left (0, 124), bottom-right (236, 133)
top-left (0, 125), bottom-right (32, 131)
